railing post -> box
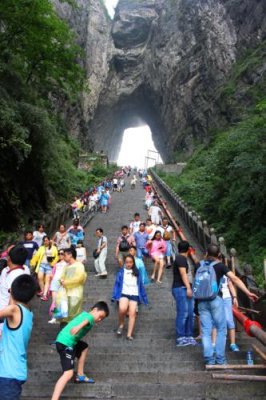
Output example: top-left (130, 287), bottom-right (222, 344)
top-left (230, 248), bottom-right (237, 275)
top-left (202, 220), bottom-right (209, 250)
top-left (210, 228), bottom-right (218, 245)
top-left (218, 237), bottom-right (228, 258)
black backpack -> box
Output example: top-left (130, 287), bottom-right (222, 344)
top-left (119, 237), bottom-right (130, 252)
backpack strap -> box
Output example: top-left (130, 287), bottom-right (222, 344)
top-left (209, 260), bottom-right (223, 292)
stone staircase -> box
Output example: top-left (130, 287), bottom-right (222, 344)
top-left (22, 179), bottom-right (266, 399)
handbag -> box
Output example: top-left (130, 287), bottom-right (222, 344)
top-left (93, 249), bottom-right (100, 259)
top-left (93, 237), bottom-right (103, 259)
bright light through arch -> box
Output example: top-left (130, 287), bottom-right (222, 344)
top-left (104, 0), bottom-right (118, 18)
top-left (117, 126), bottom-right (163, 169)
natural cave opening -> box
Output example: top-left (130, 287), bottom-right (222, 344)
top-left (88, 84), bottom-right (169, 164)
top-left (117, 125), bottom-right (163, 169)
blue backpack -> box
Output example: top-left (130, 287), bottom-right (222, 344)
top-left (193, 260), bottom-right (219, 300)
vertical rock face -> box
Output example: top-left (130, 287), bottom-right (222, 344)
top-left (55, 0), bottom-right (266, 162)
top-left (52, 0), bottom-right (112, 147)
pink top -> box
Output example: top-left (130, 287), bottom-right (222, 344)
top-left (150, 239), bottom-right (167, 258)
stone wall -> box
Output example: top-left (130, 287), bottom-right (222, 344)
top-left (155, 163), bottom-right (187, 175)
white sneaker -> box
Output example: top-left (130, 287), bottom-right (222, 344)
top-left (48, 318), bottom-right (57, 324)
top-left (95, 273), bottom-right (101, 277)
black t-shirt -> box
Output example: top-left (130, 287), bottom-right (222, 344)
top-left (172, 254), bottom-right (188, 289)
top-left (212, 261), bottom-right (230, 286)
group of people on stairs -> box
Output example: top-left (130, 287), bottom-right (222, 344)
top-left (0, 168), bottom-right (259, 400)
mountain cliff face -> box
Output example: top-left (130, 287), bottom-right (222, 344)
top-left (58, 0), bottom-right (266, 162)
top-left (53, 0), bottom-right (112, 147)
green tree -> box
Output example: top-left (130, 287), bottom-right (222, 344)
top-left (0, 0), bottom-right (84, 96)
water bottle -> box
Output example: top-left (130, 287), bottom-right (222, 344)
top-left (246, 350), bottom-right (254, 365)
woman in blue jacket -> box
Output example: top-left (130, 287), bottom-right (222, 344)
top-left (112, 255), bottom-right (148, 340)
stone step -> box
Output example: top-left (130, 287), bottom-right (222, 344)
top-left (22, 179), bottom-right (263, 400)
top-left (21, 381), bottom-right (266, 399)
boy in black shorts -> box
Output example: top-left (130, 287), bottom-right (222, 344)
top-left (51, 301), bottom-right (109, 400)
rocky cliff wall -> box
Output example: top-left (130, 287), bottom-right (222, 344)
top-left (53, 0), bottom-right (112, 147)
top-left (55, 0), bottom-right (266, 162)
top-left (86, 0), bottom-right (266, 162)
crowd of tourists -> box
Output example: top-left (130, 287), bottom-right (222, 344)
top-left (0, 167), bottom-right (259, 400)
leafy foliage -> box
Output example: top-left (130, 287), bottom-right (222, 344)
top-left (0, 0), bottom-right (84, 96)
top-left (157, 108), bottom-right (266, 285)
top-left (0, 0), bottom-right (89, 231)
top-left (156, 44), bottom-right (266, 285)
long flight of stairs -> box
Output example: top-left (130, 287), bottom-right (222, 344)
top-left (22, 179), bottom-right (266, 399)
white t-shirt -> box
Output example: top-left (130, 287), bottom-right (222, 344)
top-left (0, 266), bottom-right (30, 311)
top-left (41, 248), bottom-right (53, 264)
top-left (76, 247), bottom-right (87, 263)
top-left (221, 276), bottom-right (231, 299)
top-left (98, 236), bottom-right (108, 250)
top-left (54, 232), bottom-right (70, 250)
top-left (113, 179), bottom-right (118, 185)
top-left (149, 206), bottom-right (161, 218)
top-left (146, 224), bottom-right (156, 239)
top-left (33, 231), bottom-right (46, 247)
top-left (122, 269), bottom-right (138, 296)
top-left (52, 261), bottom-right (67, 283)
top-left (130, 221), bottom-right (141, 234)
top-left (90, 194), bottom-right (98, 202)
top-left (158, 225), bottom-right (173, 236)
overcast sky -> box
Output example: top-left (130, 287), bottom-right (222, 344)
top-left (117, 126), bottom-right (162, 168)
top-left (104, 0), bottom-right (118, 18)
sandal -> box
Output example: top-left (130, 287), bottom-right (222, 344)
top-left (127, 336), bottom-right (134, 341)
top-left (74, 374), bottom-right (95, 384)
top-left (117, 327), bottom-right (123, 336)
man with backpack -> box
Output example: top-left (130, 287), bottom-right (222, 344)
top-left (193, 244), bottom-right (258, 365)
top-left (116, 226), bottom-right (136, 267)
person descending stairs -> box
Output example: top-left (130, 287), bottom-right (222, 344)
top-left (21, 176), bottom-right (265, 400)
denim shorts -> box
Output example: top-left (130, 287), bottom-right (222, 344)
top-left (39, 263), bottom-right (52, 274)
top-left (223, 297), bottom-right (235, 329)
top-left (121, 293), bottom-right (139, 302)
top-left (0, 377), bottom-right (25, 400)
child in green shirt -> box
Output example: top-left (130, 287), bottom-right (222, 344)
top-left (51, 301), bottom-right (109, 400)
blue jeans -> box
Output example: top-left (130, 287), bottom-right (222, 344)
top-left (136, 248), bottom-right (149, 259)
top-left (172, 287), bottom-right (194, 339)
top-left (223, 297), bottom-right (235, 330)
top-left (198, 296), bottom-right (227, 364)
top-left (0, 377), bottom-right (25, 400)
